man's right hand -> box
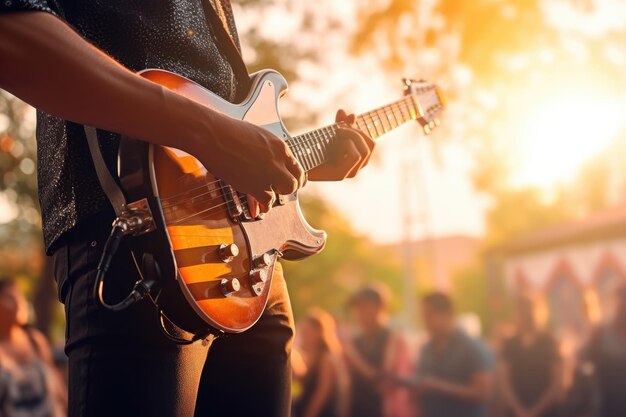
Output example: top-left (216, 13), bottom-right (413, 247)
top-left (196, 116), bottom-right (305, 215)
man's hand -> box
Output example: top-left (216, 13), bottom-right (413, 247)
top-left (196, 116), bottom-right (305, 215)
top-left (307, 109), bottom-right (375, 181)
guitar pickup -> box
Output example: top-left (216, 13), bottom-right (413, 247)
top-left (220, 180), bottom-right (243, 221)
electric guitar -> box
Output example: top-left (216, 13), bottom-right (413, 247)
top-left (118, 69), bottom-right (444, 334)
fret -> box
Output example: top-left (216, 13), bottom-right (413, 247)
top-left (300, 140), bottom-right (312, 171)
top-left (310, 131), bottom-right (324, 164)
top-left (392, 102), bottom-right (406, 124)
top-left (296, 138), bottom-right (312, 171)
top-left (356, 118), bottom-right (369, 135)
top-left (402, 101), bottom-right (411, 122)
top-left (376, 108), bottom-right (390, 133)
top-left (406, 97), bottom-right (420, 120)
top-left (363, 113), bottom-right (378, 138)
top-left (322, 127), bottom-right (334, 146)
top-left (357, 113), bottom-right (372, 138)
top-left (369, 111), bottom-right (385, 138)
top-left (385, 106), bottom-right (399, 129)
top-left (288, 94), bottom-right (430, 173)
top-left (393, 105), bottom-right (405, 125)
top-left (302, 135), bottom-right (316, 168)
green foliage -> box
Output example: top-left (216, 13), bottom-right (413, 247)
top-left (283, 194), bottom-right (403, 319)
top-left (0, 91), bottom-right (41, 245)
top-left (451, 260), bottom-right (510, 335)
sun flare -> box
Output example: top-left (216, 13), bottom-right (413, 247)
top-left (512, 92), bottom-right (622, 187)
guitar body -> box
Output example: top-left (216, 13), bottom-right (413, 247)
top-left (119, 69), bottom-right (326, 333)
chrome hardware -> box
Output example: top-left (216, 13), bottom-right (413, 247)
top-left (221, 180), bottom-right (243, 221)
top-left (250, 268), bottom-right (268, 285)
top-left (249, 268), bottom-right (268, 296)
top-left (253, 252), bottom-right (272, 269)
top-left (115, 198), bottom-right (156, 236)
top-left (220, 278), bottom-right (241, 297)
top-left (219, 243), bottom-right (239, 263)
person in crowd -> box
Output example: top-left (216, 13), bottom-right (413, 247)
top-left (500, 295), bottom-right (562, 417)
top-left (581, 284), bottom-right (626, 417)
top-left (411, 292), bottom-right (492, 417)
top-left (344, 285), bottom-right (413, 417)
top-left (0, 279), bottom-right (67, 417)
top-left (292, 308), bottom-right (349, 417)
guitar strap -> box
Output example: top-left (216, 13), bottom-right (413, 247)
top-left (85, 127), bottom-right (213, 342)
top-left (84, 126), bottom-right (126, 217)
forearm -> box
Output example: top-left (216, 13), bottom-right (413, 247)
top-left (425, 376), bottom-right (488, 404)
top-left (0, 11), bottom-right (225, 157)
top-left (303, 359), bottom-right (334, 417)
top-left (344, 344), bottom-right (378, 379)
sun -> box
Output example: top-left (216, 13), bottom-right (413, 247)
top-left (512, 92), bottom-right (622, 187)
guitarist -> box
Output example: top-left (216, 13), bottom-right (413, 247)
top-left (0, 2), bottom-right (374, 417)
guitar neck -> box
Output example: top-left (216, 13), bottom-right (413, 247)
top-left (287, 96), bottom-right (420, 172)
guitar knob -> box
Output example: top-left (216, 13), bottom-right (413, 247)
top-left (220, 278), bottom-right (241, 297)
top-left (219, 243), bottom-right (239, 263)
top-left (249, 268), bottom-right (268, 285)
top-left (253, 252), bottom-right (272, 269)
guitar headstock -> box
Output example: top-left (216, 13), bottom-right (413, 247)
top-left (403, 78), bottom-right (445, 135)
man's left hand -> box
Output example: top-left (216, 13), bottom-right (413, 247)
top-left (307, 109), bottom-right (375, 181)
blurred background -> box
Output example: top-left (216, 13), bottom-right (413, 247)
top-left (2, 0), bottom-right (626, 416)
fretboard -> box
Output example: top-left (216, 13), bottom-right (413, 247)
top-left (286, 96), bottom-right (419, 172)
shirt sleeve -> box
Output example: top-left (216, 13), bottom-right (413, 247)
top-left (0, 0), bottom-right (55, 15)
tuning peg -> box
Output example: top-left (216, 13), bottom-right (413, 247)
top-left (429, 121), bottom-right (436, 129)
top-left (423, 125), bottom-right (431, 135)
top-left (434, 118), bottom-right (441, 126)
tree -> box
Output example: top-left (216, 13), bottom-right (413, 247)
top-left (283, 195), bottom-right (403, 319)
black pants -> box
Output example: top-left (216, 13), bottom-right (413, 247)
top-left (52, 215), bottom-right (294, 417)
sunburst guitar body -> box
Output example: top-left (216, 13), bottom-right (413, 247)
top-left (117, 69), bottom-right (444, 334)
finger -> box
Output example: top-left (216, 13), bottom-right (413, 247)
top-left (285, 155), bottom-right (306, 189)
top-left (338, 127), bottom-right (370, 176)
top-left (335, 109), bottom-right (348, 123)
top-left (335, 109), bottom-right (357, 127)
top-left (336, 139), bottom-right (363, 179)
top-left (272, 169), bottom-right (299, 195)
top-left (257, 189), bottom-right (276, 214)
top-left (276, 139), bottom-right (305, 189)
top-left (246, 195), bottom-right (260, 218)
top-left (338, 125), bottom-right (375, 166)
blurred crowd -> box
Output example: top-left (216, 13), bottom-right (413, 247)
top-left (291, 284), bottom-right (626, 417)
top-left (2, 277), bottom-right (626, 417)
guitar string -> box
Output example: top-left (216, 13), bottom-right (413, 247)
top-left (160, 131), bottom-right (336, 205)
top-left (160, 98), bottom-right (415, 204)
top-left (160, 105), bottom-right (414, 212)
top-left (160, 99), bottom-right (419, 216)
top-left (160, 134), bottom-right (336, 208)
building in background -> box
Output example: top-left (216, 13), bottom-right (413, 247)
top-left (488, 204), bottom-right (626, 380)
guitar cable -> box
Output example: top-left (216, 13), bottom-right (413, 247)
top-left (94, 214), bottom-right (156, 312)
